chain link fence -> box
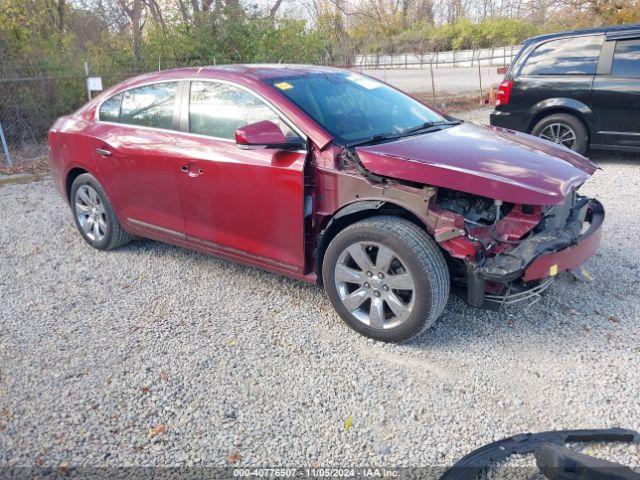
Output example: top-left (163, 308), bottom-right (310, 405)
top-left (0, 45), bottom-right (520, 169)
top-left (0, 53), bottom-right (168, 169)
top-left (0, 63), bottom-right (145, 170)
top-left (354, 45), bottom-right (519, 103)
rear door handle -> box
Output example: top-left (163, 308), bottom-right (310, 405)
top-left (180, 165), bottom-right (204, 177)
top-left (96, 148), bottom-right (112, 157)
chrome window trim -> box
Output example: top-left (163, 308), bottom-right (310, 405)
top-left (599, 131), bottom-right (640, 136)
top-left (94, 76), bottom-right (307, 144)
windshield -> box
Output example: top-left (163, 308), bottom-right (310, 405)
top-left (265, 72), bottom-right (446, 145)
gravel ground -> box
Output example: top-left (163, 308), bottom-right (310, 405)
top-left (1, 107), bottom-right (640, 475)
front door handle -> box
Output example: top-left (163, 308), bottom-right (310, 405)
top-left (180, 165), bottom-right (204, 177)
top-left (96, 148), bottom-right (112, 157)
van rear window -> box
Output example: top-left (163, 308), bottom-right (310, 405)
top-left (521, 35), bottom-right (603, 75)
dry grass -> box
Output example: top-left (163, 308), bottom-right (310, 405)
top-left (414, 92), bottom-right (490, 111)
top-left (1, 142), bottom-right (49, 175)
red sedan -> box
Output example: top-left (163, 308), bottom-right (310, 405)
top-left (48, 65), bottom-right (604, 341)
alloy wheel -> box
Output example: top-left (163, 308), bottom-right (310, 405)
top-left (539, 123), bottom-right (576, 149)
top-left (334, 241), bottom-right (416, 329)
top-left (75, 184), bottom-right (107, 242)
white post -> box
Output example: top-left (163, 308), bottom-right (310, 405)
top-left (478, 63), bottom-right (483, 101)
top-left (430, 61), bottom-right (436, 103)
top-left (0, 121), bottom-right (12, 168)
top-left (84, 62), bottom-right (91, 102)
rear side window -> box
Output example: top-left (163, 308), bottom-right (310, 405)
top-left (521, 35), bottom-right (603, 75)
top-left (611, 39), bottom-right (640, 77)
top-left (188, 81), bottom-right (295, 140)
top-left (99, 93), bottom-right (122, 122)
top-left (119, 82), bottom-right (178, 129)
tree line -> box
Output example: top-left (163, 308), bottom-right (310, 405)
top-left (1, 0), bottom-right (638, 77)
top-left (0, 0), bottom-right (637, 148)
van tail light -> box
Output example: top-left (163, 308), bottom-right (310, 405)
top-left (496, 80), bottom-right (513, 106)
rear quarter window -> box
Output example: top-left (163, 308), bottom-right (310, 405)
top-left (99, 93), bottom-right (122, 122)
top-left (611, 39), bottom-right (640, 77)
top-left (521, 35), bottom-right (603, 75)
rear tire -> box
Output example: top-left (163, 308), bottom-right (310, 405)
top-left (531, 113), bottom-right (588, 155)
top-left (70, 173), bottom-right (132, 250)
top-left (322, 216), bottom-right (450, 342)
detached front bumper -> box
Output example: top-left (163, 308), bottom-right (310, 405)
top-left (523, 199), bottom-right (604, 281)
top-left (464, 199), bottom-right (604, 309)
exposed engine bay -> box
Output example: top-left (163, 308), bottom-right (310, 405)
top-left (437, 192), bottom-right (503, 227)
top-left (332, 146), bottom-right (603, 311)
top-left (431, 187), bottom-right (601, 309)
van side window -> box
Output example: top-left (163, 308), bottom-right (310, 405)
top-left (521, 35), bottom-right (603, 75)
top-left (99, 93), bottom-right (122, 122)
top-left (611, 39), bottom-right (640, 77)
top-left (119, 82), bottom-right (178, 129)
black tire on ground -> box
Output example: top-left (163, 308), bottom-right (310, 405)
top-left (322, 216), bottom-right (450, 342)
top-left (531, 113), bottom-right (589, 155)
top-left (70, 173), bottom-right (133, 250)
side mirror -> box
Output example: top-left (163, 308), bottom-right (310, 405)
top-left (235, 120), bottom-right (305, 150)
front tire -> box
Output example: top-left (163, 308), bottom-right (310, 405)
top-left (322, 216), bottom-right (450, 342)
top-left (531, 113), bottom-right (588, 154)
top-left (70, 173), bottom-right (132, 250)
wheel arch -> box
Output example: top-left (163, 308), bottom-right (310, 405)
top-left (527, 99), bottom-right (596, 139)
top-left (315, 200), bottom-right (429, 288)
top-left (65, 167), bottom-right (89, 201)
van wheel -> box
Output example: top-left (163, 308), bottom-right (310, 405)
top-left (531, 113), bottom-right (588, 154)
top-left (70, 173), bottom-right (133, 250)
top-left (322, 216), bottom-right (450, 342)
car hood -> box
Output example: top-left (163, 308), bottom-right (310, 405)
top-left (355, 123), bottom-right (597, 205)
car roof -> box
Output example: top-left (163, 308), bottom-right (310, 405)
top-left (524, 23), bottom-right (640, 44)
top-left (206, 64), bottom-right (346, 79)
top-left (93, 64), bottom-right (350, 105)
top-left (120, 64), bottom-right (347, 85)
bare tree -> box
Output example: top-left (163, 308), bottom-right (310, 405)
top-left (44, 0), bottom-right (67, 31)
top-left (269, 0), bottom-right (284, 17)
top-left (189, 0), bottom-right (215, 13)
top-left (175, 0), bottom-right (191, 22)
top-left (117, 0), bottom-right (145, 65)
top-left (144, 0), bottom-right (168, 31)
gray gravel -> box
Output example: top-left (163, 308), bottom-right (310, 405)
top-left (1, 107), bottom-right (639, 473)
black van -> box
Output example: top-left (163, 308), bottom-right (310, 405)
top-left (490, 24), bottom-right (640, 154)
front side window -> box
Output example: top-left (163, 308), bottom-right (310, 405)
top-left (521, 35), bottom-right (603, 75)
top-left (611, 39), bottom-right (640, 77)
top-left (99, 93), bottom-right (122, 122)
top-left (189, 81), bottom-right (296, 140)
top-left (119, 82), bottom-right (177, 129)
top-left (265, 72), bottom-right (445, 144)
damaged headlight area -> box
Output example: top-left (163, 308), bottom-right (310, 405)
top-left (428, 188), bottom-right (604, 310)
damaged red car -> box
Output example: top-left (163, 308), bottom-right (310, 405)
top-left (48, 65), bottom-right (604, 342)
